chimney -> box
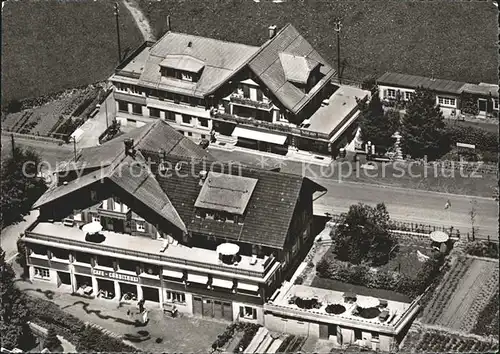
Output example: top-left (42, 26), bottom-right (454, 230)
top-left (124, 138), bottom-right (135, 157)
top-left (166, 15), bottom-right (171, 31)
top-left (199, 170), bottom-right (208, 186)
top-left (268, 25), bottom-right (277, 39)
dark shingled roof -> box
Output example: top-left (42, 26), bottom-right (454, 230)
top-left (142, 153), bottom-right (325, 249)
top-left (377, 72), bottom-right (466, 95)
top-left (248, 24), bottom-right (336, 114)
top-left (34, 120), bottom-right (325, 249)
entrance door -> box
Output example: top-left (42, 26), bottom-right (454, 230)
top-left (319, 324), bottom-right (329, 339)
top-left (222, 302), bottom-right (233, 321)
top-left (203, 299), bottom-right (213, 317)
top-left (193, 296), bottom-right (203, 316)
top-left (478, 99), bottom-right (487, 113)
top-left (213, 300), bottom-right (223, 319)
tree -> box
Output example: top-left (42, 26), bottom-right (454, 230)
top-left (44, 326), bottom-right (61, 350)
top-left (400, 87), bottom-right (449, 160)
top-left (0, 247), bottom-right (34, 350)
top-left (359, 88), bottom-right (399, 154)
top-left (333, 203), bottom-right (397, 266)
top-left (0, 146), bottom-right (47, 228)
top-left (16, 237), bottom-right (28, 278)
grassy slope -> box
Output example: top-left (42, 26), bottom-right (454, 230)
top-left (1, 0), bottom-right (143, 104)
top-left (138, 0), bottom-right (496, 85)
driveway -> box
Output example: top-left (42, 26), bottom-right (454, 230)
top-left (1, 210), bottom-right (39, 263)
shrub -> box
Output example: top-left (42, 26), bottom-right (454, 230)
top-left (465, 240), bottom-right (499, 259)
top-left (307, 261), bottom-right (315, 268)
top-left (44, 326), bottom-right (61, 350)
top-left (294, 276), bottom-right (304, 285)
top-left (7, 99), bottom-right (22, 113)
top-left (77, 325), bottom-right (137, 352)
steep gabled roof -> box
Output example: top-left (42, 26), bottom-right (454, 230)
top-left (143, 153), bottom-right (325, 249)
top-left (33, 120), bottom-right (209, 232)
top-left (137, 32), bottom-right (259, 97)
top-left (247, 24), bottom-right (336, 114)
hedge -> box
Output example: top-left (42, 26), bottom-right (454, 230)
top-left (464, 240), bottom-right (499, 259)
top-left (445, 124), bottom-right (498, 153)
top-left (26, 296), bottom-right (138, 352)
top-left (316, 252), bottom-right (445, 299)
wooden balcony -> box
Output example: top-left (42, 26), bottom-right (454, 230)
top-left (212, 111), bottom-right (330, 141)
top-left (230, 95), bottom-right (273, 111)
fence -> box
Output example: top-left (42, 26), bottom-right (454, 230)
top-left (327, 213), bottom-right (497, 243)
top-left (2, 130), bottom-right (65, 145)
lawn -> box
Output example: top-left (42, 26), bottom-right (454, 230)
top-left (1, 0), bottom-right (143, 104)
top-left (138, 0), bottom-right (496, 85)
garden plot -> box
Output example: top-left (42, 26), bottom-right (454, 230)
top-left (401, 328), bottom-right (498, 353)
top-left (421, 256), bottom-right (499, 333)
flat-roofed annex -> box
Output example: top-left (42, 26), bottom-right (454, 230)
top-left (195, 172), bottom-right (258, 215)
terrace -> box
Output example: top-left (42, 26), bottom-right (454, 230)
top-left (265, 282), bottom-right (420, 334)
top-left (23, 221), bottom-right (278, 280)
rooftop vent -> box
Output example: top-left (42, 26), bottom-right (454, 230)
top-left (188, 41), bottom-right (193, 48)
top-left (322, 98), bottom-right (329, 106)
top-left (199, 170), bottom-right (208, 186)
top-left (124, 138), bottom-right (136, 157)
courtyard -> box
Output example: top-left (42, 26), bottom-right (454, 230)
top-left (14, 270), bottom-right (227, 353)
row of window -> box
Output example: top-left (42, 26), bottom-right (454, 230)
top-left (195, 209), bottom-right (243, 224)
top-left (115, 83), bottom-right (204, 107)
top-left (34, 267), bottom-right (50, 279)
top-left (386, 89), bottom-right (413, 101)
top-left (384, 89), bottom-right (499, 111)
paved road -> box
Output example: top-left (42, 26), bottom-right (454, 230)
top-left (209, 146), bottom-right (498, 239)
top-left (1, 136), bottom-right (73, 168)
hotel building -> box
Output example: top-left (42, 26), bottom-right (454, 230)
top-left (22, 120), bottom-right (325, 323)
top-left (109, 23), bottom-right (369, 157)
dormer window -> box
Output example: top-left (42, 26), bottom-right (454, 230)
top-left (160, 54), bottom-right (205, 83)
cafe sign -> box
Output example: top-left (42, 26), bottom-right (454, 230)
top-left (92, 269), bottom-right (138, 283)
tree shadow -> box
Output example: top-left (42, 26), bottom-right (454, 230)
top-left (60, 300), bottom-right (137, 326)
top-left (22, 287), bottom-right (55, 300)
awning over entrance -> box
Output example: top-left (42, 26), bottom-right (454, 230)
top-left (188, 273), bottom-right (209, 284)
top-left (212, 278), bottom-right (233, 289)
top-left (162, 269), bottom-right (183, 278)
top-left (238, 282), bottom-right (259, 292)
top-left (232, 127), bottom-right (287, 145)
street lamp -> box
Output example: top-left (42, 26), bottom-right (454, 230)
top-left (333, 19), bottom-right (342, 84)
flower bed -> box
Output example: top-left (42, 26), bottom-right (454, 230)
top-left (355, 307), bottom-right (381, 319)
top-left (325, 304), bottom-right (346, 315)
top-left (288, 296), bottom-right (322, 310)
top-left (465, 240), bottom-right (499, 259)
top-left (472, 287), bottom-right (499, 337)
top-left (212, 322), bottom-right (261, 353)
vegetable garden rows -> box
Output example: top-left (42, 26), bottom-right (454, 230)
top-left (411, 330), bottom-right (499, 353)
top-left (420, 256), bottom-right (499, 334)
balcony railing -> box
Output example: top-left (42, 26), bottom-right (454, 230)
top-left (24, 230), bottom-right (276, 279)
top-left (114, 70), bottom-right (141, 79)
top-left (230, 95), bottom-right (273, 110)
top-left (212, 111), bottom-right (330, 141)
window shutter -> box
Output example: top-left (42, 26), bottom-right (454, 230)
top-left (383, 89), bottom-right (387, 98)
top-left (239, 307), bottom-right (245, 317)
top-left (252, 308), bottom-right (257, 319)
top-left (243, 85), bottom-right (250, 98)
top-left (257, 89), bottom-right (263, 102)
top-left (113, 261), bottom-right (118, 272)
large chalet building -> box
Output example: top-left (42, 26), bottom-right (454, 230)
top-left (109, 24), bottom-right (369, 156)
top-left (22, 120), bottom-right (325, 323)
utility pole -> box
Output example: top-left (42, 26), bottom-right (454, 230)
top-left (11, 133), bottom-right (16, 159)
top-left (105, 99), bottom-right (109, 128)
top-left (114, 2), bottom-right (122, 63)
top-left (72, 137), bottom-right (77, 161)
top-left (333, 19), bottom-right (342, 85)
